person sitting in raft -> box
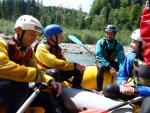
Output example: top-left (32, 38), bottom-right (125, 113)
top-left (104, 29), bottom-right (150, 113)
top-left (35, 24), bottom-right (86, 89)
top-left (0, 15), bottom-right (66, 113)
top-left (95, 24), bottom-right (125, 92)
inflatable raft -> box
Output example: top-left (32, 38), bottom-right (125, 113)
top-left (61, 86), bottom-right (135, 113)
top-left (0, 86), bottom-right (137, 113)
top-left (62, 65), bottom-right (116, 90)
top-left (0, 65), bottom-right (139, 113)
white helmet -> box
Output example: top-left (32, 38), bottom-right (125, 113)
top-left (15, 15), bottom-right (42, 33)
top-left (131, 29), bottom-right (142, 42)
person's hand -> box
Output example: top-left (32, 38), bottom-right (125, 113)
top-left (120, 81), bottom-right (134, 95)
top-left (34, 72), bottom-right (41, 83)
top-left (76, 63), bottom-right (86, 74)
top-left (50, 81), bottom-right (62, 97)
top-left (109, 67), bottom-right (117, 76)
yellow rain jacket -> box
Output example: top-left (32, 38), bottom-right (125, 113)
top-left (35, 43), bottom-right (74, 71)
top-left (0, 37), bottom-right (54, 84)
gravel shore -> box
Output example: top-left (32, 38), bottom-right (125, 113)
top-left (60, 43), bottom-right (132, 56)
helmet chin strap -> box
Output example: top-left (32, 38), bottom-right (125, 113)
top-left (15, 30), bottom-right (26, 51)
top-left (47, 35), bottom-right (59, 56)
top-left (50, 35), bottom-right (58, 46)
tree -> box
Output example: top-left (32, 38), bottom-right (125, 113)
top-left (130, 4), bottom-right (141, 29)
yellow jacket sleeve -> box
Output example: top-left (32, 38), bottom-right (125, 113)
top-left (28, 53), bottom-right (54, 84)
top-left (0, 38), bottom-right (54, 84)
top-left (35, 43), bottom-right (75, 71)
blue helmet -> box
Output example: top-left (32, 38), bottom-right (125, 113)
top-left (44, 24), bottom-right (63, 40)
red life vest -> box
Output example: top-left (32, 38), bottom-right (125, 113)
top-left (34, 39), bottom-right (62, 59)
top-left (35, 39), bottom-right (62, 69)
top-left (140, 3), bottom-right (150, 66)
top-left (47, 42), bottom-right (62, 59)
top-left (0, 34), bottom-right (33, 66)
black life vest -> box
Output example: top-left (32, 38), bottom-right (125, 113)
top-left (0, 34), bottom-right (33, 66)
top-left (131, 55), bottom-right (150, 86)
top-left (103, 38), bottom-right (117, 61)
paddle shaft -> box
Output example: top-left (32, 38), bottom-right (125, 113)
top-left (68, 35), bottom-right (95, 56)
top-left (82, 46), bottom-right (94, 55)
top-left (17, 89), bottom-right (40, 113)
top-left (17, 82), bottom-right (48, 113)
top-left (99, 96), bottom-right (143, 113)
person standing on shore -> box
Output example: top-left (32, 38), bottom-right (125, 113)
top-left (95, 24), bottom-right (125, 92)
top-left (35, 24), bottom-right (86, 89)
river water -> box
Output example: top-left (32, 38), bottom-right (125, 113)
top-left (64, 53), bottom-right (95, 66)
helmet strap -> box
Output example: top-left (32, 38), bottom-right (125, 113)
top-left (50, 35), bottom-right (58, 46)
top-left (16, 30), bottom-right (26, 51)
top-left (20, 30), bottom-right (25, 46)
top-left (48, 35), bottom-right (59, 54)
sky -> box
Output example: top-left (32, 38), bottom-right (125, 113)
top-left (42, 0), bottom-right (94, 13)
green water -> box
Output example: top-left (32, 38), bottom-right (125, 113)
top-left (64, 53), bottom-right (95, 66)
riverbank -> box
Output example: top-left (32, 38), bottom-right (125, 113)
top-left (60, 43), bottom-right (132, 56)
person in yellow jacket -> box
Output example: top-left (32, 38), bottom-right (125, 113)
top-left (0, 15), bottom-right (64, 113)
top-left (35, 24), bottom-right (86, 88)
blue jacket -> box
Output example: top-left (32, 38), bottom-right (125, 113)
top-left (95, 38), bottom-right (125, 68)
top-left (117, 53), bottom-right (150, 96)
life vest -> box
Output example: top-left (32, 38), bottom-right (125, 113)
top-left (35, 39), bottom-right (62, 69)
top-left (34, 39), bottom-right (62, 59)
top-left (131, 55), bottom-right (150, 86)
top-left (103, 38), bottom-right (117, 62)
top-left (0, 34), bottom-right (33, 66)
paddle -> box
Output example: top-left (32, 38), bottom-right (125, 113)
top-left (68, 35), bottom-right (95, 56)
top-left (17, 82), bottom-right (48, 113)
top-left (79, 96), bottom-right (143, 113)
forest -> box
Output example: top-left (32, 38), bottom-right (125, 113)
top-left (0, 0), bottom-right (147, 45)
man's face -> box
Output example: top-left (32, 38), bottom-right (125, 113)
top-left (22, 30), bottom-right (40, 47)
top-left (130, 39), bottom-right (140, 53)
top-left (105, 32), bottom-right (115, 41)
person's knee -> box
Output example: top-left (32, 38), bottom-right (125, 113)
top-left (97, 64), bottom-right (105, 73)
top-left (45, 69), bottom-right (61, 82)
top-left (10, 82), bottom-right (29, 95)
top-left (103, 84), bottom-right (117, 98)
top-left (103, 84), bottom-right (113, 93)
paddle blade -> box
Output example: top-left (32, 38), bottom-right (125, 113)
top-left (68, 35), bottom-right (83, 46)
